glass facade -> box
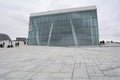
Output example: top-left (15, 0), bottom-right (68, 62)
top-left (28, 7), bottom-right (99, 46)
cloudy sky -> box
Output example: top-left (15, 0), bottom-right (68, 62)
top-left (0, 0), bottom-right (120, 41)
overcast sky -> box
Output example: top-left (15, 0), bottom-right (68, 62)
top-left (0, 0), bottom-right (120, 41)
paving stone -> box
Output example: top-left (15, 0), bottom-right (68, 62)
top-left (0, 46), bottom-right (120, 80)
top-left (0, 68), bottom-right (11, 75)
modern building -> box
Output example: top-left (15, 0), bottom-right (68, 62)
top-left (16, 37), bottom-right (27, 41)
top-left (28, 5), bottom-right (99, 46)
top-left (0, 33), bottom-right (11, 41)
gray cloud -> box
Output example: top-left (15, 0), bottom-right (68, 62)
top-left (0, 0), bottom-right (120, 41)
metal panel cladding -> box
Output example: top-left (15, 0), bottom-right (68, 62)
top-left (28, 6), bottom-right (99, 46)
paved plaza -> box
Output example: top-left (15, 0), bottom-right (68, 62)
top-left (0, 46), bottom-right (120, 80)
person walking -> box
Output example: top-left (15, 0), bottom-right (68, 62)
top-left (3, 42), bottom-right (5, 48)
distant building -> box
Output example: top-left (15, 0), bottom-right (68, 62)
top-left (0, 33), bottom-right (11, 41)
top-left (28, 5), bottom-right (99, 46)
top-left (16, 37), bottom-right (27, 41)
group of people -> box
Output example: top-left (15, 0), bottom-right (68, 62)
top-left (99, 40), bottom-right (105, 45)
top-left (0, 41), bottom-right (20, 48)
top-left (7, 41), bottom-right (13, 48)
top-left (7, 42), bottom-right (20, 48)
top-left (15, 42), bottom-right (19, 47)
top-left (0, 42), bottom-right (5, 48)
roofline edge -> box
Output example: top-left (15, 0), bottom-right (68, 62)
top-left (30, 5), bottom-right (96, 17)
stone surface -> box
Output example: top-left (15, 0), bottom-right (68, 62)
top-left (0, 46), bottom-right (120, 80)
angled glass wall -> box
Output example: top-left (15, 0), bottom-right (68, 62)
top-left (28, 9), bottom-right (99, 46)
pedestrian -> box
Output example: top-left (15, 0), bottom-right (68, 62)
top-left (18, 42), bottom-right (19, 47)
top-left (24, 41), bottom-right (26, 45)
top-left (3, 42), bottom-right (5, 48)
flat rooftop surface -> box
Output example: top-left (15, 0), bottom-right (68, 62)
top-left (0, 46), bottom-right (120, 80)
